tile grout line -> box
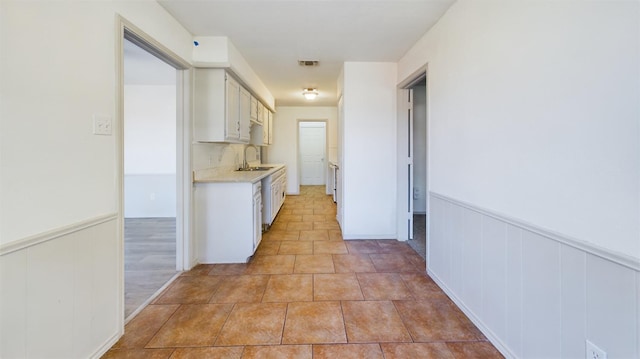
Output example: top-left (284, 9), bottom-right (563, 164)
top-left (391, 300), bottom-right (416, 344)
top-left (142, 303), bottom-right (181, 350)
top-left (211, 302), bottom-right (236, 347)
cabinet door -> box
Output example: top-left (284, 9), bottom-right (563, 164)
top-left (257, 102), bottom-right (265, 125)
top-left (193, 69), bottom-right (226, 142)
top-left (225, 75), bottom-right (240, 141)
top-left (270, 182), bottom-right (279, 223)
top-left (267, 110), bottom-right (274, 144)
top-left (262, 112), bottom-right (269, 145)
top-left (250, 96), bottom-right (258, 123)
top-left (280, 176), bottom-right (286, 204)
top-left (239, 86), bottom-right (251, 142)
top-left (253, 193), bottom-right (262, 250)
top-left (276, 176), bottom-right (285, 213)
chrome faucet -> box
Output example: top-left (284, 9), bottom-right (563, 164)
top-left (243, 144), bottom-right (258, 169)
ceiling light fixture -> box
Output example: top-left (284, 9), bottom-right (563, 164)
top-left (303, 88), bottom-right (319, 100)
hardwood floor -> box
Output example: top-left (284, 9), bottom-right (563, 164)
top-left (105, 187), bottom-right (503, 358)
top-left (125, 218), bottom-right (178, 318)
top-left (408, 214), bottom-right (427, 259)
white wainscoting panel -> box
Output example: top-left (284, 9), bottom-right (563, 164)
top-left (505, 225), bottom-right (523, 358)
top-left (560, 245), bottom-right (587, 359)
top-left (0, 249), bottom-right (28, 358)
top-left (428, 193), bottom-right (639, 359)
top-left (481, 216), bottom-right (507, 342)
top-left (0, 216), bottom-right (120, 359)
top-left (27, 234), bottom-right (76, 358)
top-left (461, 209), bottom-right (482, 316)
top-left (586, 255), bottom-right (637, 358)
top-left (521, 231), bottom-right (562, 358)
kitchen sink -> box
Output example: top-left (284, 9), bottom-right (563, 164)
top-left (236, 166), bottom-right (273, 172)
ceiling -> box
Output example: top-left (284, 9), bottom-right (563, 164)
top-left (158, 0), bottom-right (455, 107)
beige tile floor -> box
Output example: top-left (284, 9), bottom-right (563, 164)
top-left (104, 186), bottom-right (503, 359)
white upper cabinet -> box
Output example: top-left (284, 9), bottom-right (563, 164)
top-left (267, 110), bottom-right (273, 145)
top-left (250, 95), bottom-right (260, 125)
top-left (194, 68), bottom-right (250, 143)
top-left (225, 74), bottom-right (240, 141)
top-left (257, 101), bottom-right (266, 125)
top-left (239, 86), bottom-right (251, 142)
top-left (250, 107), bottom-right (274, 146)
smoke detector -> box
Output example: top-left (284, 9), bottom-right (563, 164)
top-left (298, 60), bottom-right (319, 67)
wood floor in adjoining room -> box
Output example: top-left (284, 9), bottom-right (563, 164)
top-left (408, 214), bottom-right (427, 260)
top-left (125, 218), bottom-right (178, 318)
top-left (105, 186), bottom-right (503, 359)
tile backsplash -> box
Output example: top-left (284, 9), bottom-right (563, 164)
top-left (192, 142), bottom-right (261, 171)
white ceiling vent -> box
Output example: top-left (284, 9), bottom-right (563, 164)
top-left (298, 60), bottom-right (319, 67)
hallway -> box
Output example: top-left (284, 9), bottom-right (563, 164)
top-left (104, 186), bottom-right (502, 358)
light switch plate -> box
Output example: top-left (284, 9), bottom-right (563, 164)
top-left (93, 114), bottom-right (112, 136)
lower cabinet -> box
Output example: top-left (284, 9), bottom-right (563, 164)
top-left (262, 167), bottom-right (286, 227)
top-left (195, 181), bottom-right (262, 263)
top-left (253, 185), bottom-right (263, 250)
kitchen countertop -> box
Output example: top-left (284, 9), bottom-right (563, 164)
top-left (193, 163), bottom-right (285, 184)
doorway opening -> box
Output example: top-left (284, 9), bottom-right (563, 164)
top-left (123, 38), bottom-right (178, 318)
top-left (118, 21), bottom-right (191, 322)
top-left (409, 77), bottom-right (427, 258)
top-left (298, 121), bottom-right (327, 187)
top-left (397, 70), bottom-right (428, 260)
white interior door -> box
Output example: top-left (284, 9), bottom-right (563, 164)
top-left (299, 121), bottom-right (326, 185)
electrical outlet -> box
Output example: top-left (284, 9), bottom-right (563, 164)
top-left (586, 340), bottom-right (607, 359)
top-left (93, 114), bottom-right (112, 135)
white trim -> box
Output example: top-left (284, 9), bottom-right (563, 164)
top-left (0, 213), bottom-right (118, 256)
top-left (177, 68), bottom-right (196, 271)
top-left (396, 65), bottom-right (429, 245)
top-left (429, 268), bottom-right (517, 359)
top-left (90, 331), bottom-right (121, 359)
top-left (116, 15), bottom-right (193, 342)
top-left (430, 191), bottom-right (640, 272)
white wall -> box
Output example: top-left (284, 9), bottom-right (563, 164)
top-left (0, 0), bottom-right (192, 246)
top-left (397, 0), bottom-right (640, 357)
top-left (341, 62), bottom-right (397, 239)
top-left (399, 0), bottom-right (640, 260)
top-left (267, 106), bottom-right (338, 195)
top-left (124, 85), bottom-right (177, 218)
top-left (0, 1), bottom-right (193, 357)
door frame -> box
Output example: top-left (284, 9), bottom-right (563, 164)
top-left (397, 66), bottom-right (429, 245)
top-left (116, 17), bottom-right (192, 322)
top-left (296, 119), bottom-right (328, 193)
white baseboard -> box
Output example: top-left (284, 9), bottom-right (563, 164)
top-left (429, 269), bottom-right (517, 359)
